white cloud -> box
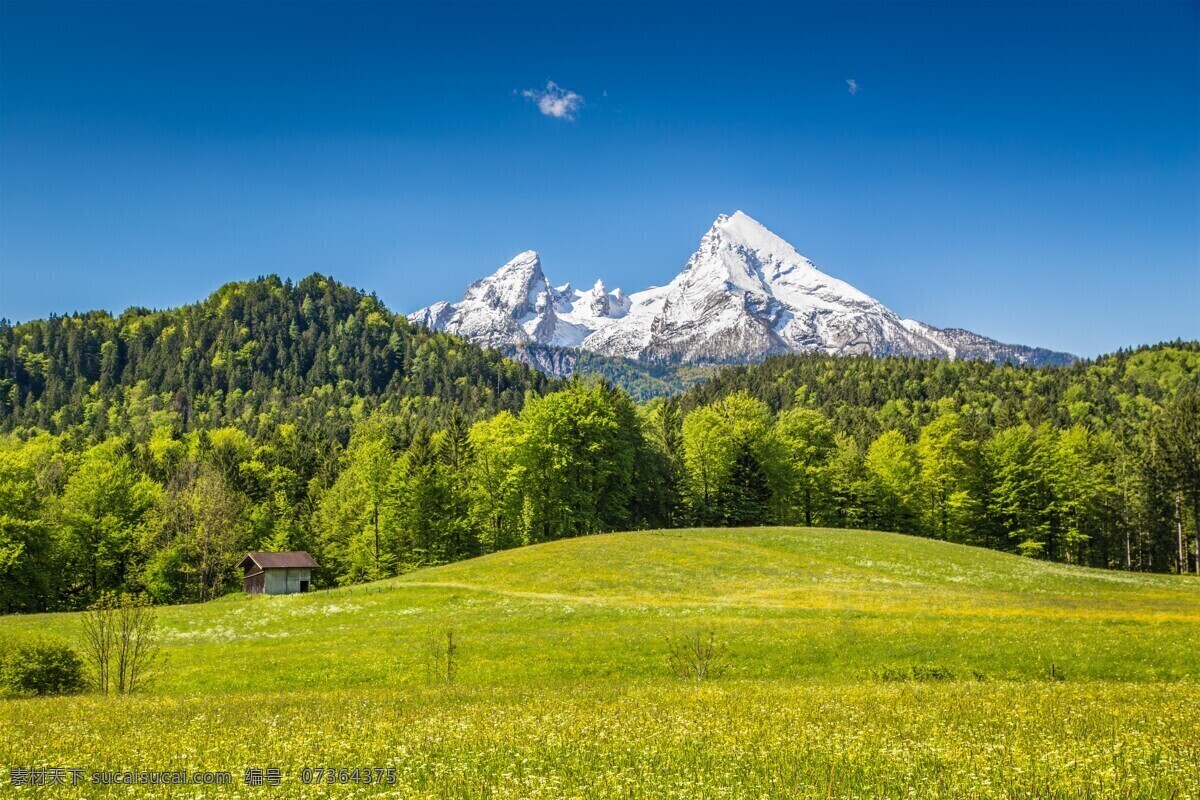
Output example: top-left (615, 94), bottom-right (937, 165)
top-left (846, 78), bottom-right (859, 96)
top-left (521, 81), bottom-right (584, 120)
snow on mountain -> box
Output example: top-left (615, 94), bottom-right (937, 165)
top-left (410, 211), bottom-right (1074, 367)
top-left (899, 319), bottom-right (1075, 366)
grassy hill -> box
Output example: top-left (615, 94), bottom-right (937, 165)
top-left (2, 527), bottom-right (1198, 798)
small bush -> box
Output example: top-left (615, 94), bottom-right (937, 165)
top-left (0, 636), bottom-right (86, 698)
top-left (424, 627), bottom-right (459, 685)
top-left (872, 664), bottom-right (967, 682)
top-left (665, 629), bottom-right (728, 681)
top-left (80, 591), bottom-right (163, 695)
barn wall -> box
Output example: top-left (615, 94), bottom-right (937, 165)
top-left (288, 569), bottom-right (311, 593)
top-left (262, 568), bottom-right (313, 595)
top-left (265, 570), bottom-right (287, 594)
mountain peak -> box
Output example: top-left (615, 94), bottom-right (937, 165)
top-left (706, 211), bottom-right (810, 266)
top-left (411, 212), bottom-right (1074, 367)
top-left (448, 249), bottom-right (551, 333)
top-left (473, 250), bottom-right (544, 293)
top-left (493, 249), bottom-right (542, 277)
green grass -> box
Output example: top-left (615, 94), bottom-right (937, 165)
top-left (2, 527), bottom-right (1198, 798)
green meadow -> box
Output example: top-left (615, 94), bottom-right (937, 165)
top-left (2, 527), bottom-right (1199, 798)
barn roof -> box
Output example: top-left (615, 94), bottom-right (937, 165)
top-left (239, 551), bottom-right (321, 570)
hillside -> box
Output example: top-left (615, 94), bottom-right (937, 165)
top-left (503, 342), bottom-right (720, 400)
top-left (2, 527), bottom-right (1197, 799)
top-left (0, 273), bottom-right (554, 434)
top-left (2, 527), bottom-right (1196, 692)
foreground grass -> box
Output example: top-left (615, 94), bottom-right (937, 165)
top-left (3, 682), bottom-right (1197, 799)
top-left (1, 527), bottom-right (1198, 797)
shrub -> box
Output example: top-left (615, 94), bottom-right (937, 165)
top-left (0, 635), bottom-right (86, 698)
top-left (665, 629), bottom-right (728, 681)
top-left (873, 662), bottom-right (984, 681)
top-left (1044, 662), bottom-right (1067, 682)
top-left (80, 591), bottom-right (163, 695)
top-left (424, 627), bottom-right (459, 685)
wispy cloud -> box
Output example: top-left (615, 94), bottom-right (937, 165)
top-left (846, 78), bottom-right (859, 96)
top-left (521, 81), bottom-right (584, 120)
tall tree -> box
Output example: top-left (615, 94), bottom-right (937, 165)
top-left (151, 463), bottom-right (246, 602)
top-left (389, 425), bottom-right (457, 567)
top-left (466, 411), bottom-right (524, 553)
top-left (985, 424), bottom-right (1049, 557)
top-left (865, 430), bottom-right (921, 534)
top-left (915, 413), bottom-right (978, 543)
top-left (57, 439), bottom-right (161, 602)
top-left (312, 416), bottom-right (398, 582)
top-left (681, 392), bottom-right (773, 525)
top-left (0, 436), bottom-right (58, 611)
top-left (774, 406), bottom-right (837, 526)
top-left (515, 382), bottom-right (638, 541)
top-left (1152, 391), bottom-right (1200, 573)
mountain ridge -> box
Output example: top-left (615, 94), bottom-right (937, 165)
top-left (412, 211), bottom-right (1076, 368)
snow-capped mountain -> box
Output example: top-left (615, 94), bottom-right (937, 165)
top-left (411, 211), bottom-right (1074, 367)
top-left (409, 251), bottom-right (632, 350)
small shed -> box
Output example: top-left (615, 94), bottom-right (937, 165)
top-left (239, 551), bottom-right (320, 595)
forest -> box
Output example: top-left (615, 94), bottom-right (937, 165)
top-left (1, 274), bottom-right (1197, 612)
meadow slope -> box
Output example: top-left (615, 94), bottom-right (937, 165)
top-left (2, 527), bottom-right (1198, 799)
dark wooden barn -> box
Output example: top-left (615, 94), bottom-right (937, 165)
top-left (239, 551), bottom-right (321, 595)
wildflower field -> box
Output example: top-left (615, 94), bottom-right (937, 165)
top-left (2, 527), bottom-right (1198, 798)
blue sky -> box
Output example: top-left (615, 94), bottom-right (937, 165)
top-left (1, 1), bottom-right (1196, 357)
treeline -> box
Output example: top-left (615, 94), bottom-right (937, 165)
top-left (674, 344), bottom-right (1200, 570)
top-left (0, 275), bottom-right (1196, 612)
top-left (666, 385), bottom-right (1198, 571)
top-left (3, 367), bottom-right (1195, 613)
top-left (0, 382), bottom-right (658, 610)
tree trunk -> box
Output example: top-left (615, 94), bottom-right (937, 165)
top-left (1176, 492), bottom-right (1185, 575)
top-left (1193, 494), bottom-right (1200, 575)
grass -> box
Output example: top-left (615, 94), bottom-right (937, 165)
top-left (1, 527), bottom-right (1198, 798)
